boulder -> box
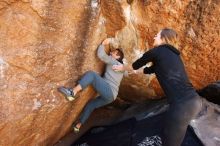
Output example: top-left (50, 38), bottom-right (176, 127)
top-left (0, 0), bottom-right (219, 145)
top-left (198, 81), bottom-right (220, 105)
top-left (190, 98), bottom-right (220, 146)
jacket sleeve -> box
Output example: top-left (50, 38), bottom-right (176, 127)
top-left (132, 48), bottom-right (156, 70)
top-left (97, 44), bottom-right (114, 64)
top-left (143, 66), bottom-right (155, 74)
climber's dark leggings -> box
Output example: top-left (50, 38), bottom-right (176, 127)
top-left (162, 96), bottom-right (202, 146)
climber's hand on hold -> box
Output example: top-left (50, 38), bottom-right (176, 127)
top-left (102, 38), bottom-right (111, 45)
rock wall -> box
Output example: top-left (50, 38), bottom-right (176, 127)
top-left (0, 0), bottom-right (219, 145)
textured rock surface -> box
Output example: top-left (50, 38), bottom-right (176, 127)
top-left (191, 98), bottom-right (220, 146)
top-left (0, 0), bottom-right (219, 145)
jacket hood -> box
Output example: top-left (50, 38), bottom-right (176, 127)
top-left (159, 44), bottom-right (180, 55)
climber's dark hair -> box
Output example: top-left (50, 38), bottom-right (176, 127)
top-left (115, 48), bottom-right (124, 64)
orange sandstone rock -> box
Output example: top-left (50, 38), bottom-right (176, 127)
top-left (0, 0), bottom-right (219, 145)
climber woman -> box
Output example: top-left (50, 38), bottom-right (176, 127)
top-left (58, 38), bottom-right (125, 133)
top-left (113, 28), bottom-right (202, 146)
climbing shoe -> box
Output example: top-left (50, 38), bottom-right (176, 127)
top-left (58, 86), bottom-right (75, 101)
top-left (72, 125), bottom-right (80, 133)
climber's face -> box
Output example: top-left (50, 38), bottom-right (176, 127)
top-left (110, 50), bottom-right (120, 60)
top-left (153, 31), bottom-right (165, 47)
